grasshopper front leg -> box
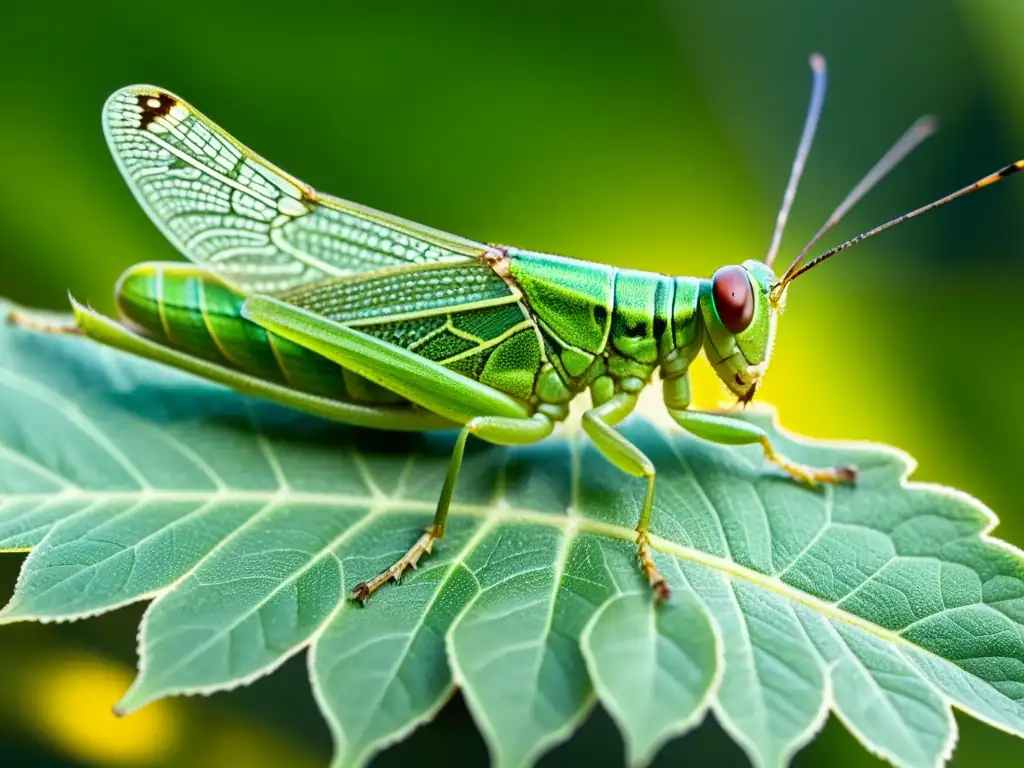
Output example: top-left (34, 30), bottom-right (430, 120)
top-left (663, 372), bottom-right (856, 484)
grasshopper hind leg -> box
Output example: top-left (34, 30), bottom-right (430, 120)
top-left (7, 309), bottom-right (84, 335)
top-left (351, 526), bottom-right (442, 604)
top-left (352, 413), bottom-right (555, 604)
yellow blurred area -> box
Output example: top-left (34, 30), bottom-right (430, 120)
top-left (0, 618), bottom-right (328, 768)
top-left (14, 651), bottom-right (182, 766)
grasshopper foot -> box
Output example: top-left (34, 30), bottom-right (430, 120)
top-left (761, 437), bottom-right (856, 485)
top-left (636, 530), bottom-right (670, 602)
top-left (7, 310), bottom-right (83, 335)
top-left (352, 524), bottom-right (440, 604)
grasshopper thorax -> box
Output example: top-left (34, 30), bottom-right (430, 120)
top-left (699, 259), bottom-right (779, 403)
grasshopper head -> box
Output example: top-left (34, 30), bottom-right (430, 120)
top-left (699, 259), bottom-right (780, 404)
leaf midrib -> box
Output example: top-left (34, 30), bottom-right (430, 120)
top-left (0, 486), bottom-right (986, 677)
top-left (0, 338), bottom-right (933, 657)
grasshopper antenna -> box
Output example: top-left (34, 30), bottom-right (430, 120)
top-left (765, 53), bottom-right (828, 268)
top-left (778, 157), bottom-right (1024, 291)
top-left (776, 115), bottom-right (938, 292)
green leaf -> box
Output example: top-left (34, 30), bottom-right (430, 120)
top-left (1, 302), bottom-right (1022, 768)
top-left (581, 591), bottom-right (718, 766)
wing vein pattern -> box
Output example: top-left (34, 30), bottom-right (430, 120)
top-left (103, 86), bottom-right (491, 295)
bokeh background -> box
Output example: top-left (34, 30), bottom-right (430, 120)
top-left (2, 0), bottom-right (1023, 765)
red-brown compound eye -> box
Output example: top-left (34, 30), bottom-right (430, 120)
top-left (711, 265), bottom-right (754, 334)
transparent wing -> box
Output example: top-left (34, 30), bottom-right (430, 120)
top-left (103, 85), bottom-right (492, 295)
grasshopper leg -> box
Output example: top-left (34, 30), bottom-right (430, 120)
top-left (350, 527), bottom-right (441, 604)
top-left (242, 296), bottom-right (531, 424)
top-left (582, 390), bottom-right (669, 601)
top-left (241, 296), bottom-right (562, 602)
top-left (666, 406), bottom-right (857, 484)
top-left (352, 413), bottom-right (554, 603)
top-left (248, 297), bottom-right (854, 600)
top-left (7, 309), bottom-right (83, 335)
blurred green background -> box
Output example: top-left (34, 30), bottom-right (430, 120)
top-left (2, 0), bottom-right (1023, 765)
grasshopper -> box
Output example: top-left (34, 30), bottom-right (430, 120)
top-left (12, 55), bottom-right (1023, 602)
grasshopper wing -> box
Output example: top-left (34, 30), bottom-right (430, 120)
top-left (103, 85), bottom-right (493, 295)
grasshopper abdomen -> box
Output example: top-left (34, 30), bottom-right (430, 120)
top-left (115, 263), bottom-right (404, 404)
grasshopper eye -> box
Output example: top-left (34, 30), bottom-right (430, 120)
top-left (711, 265), bottom-right (754, 334)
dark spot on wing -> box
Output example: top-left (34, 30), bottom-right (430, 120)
top-left (593, 305), bottom-right (608, 326)
top-left (652, 316), bottom-right (667, 340)
top-left (137, 92), bottom-right (177, 129)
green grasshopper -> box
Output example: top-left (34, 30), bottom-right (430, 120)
top-left (12, 55), bottom-right (1023, 602)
